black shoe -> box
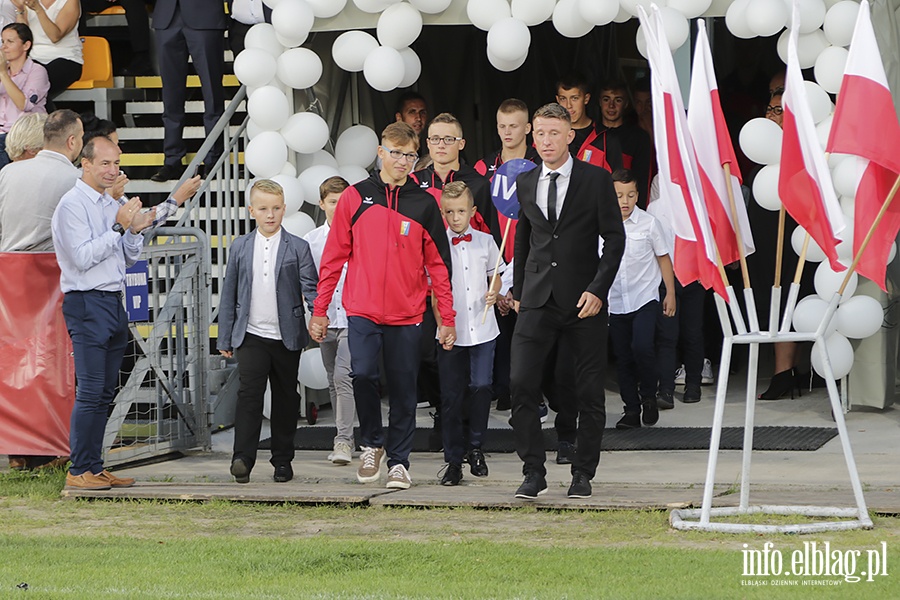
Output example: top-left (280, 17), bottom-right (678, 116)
top-left (615, 411), bottom-right (641, 430)
top-left (656, 391), bottom-right (675, 410)
top-left (230, 458), bottom-right (250, 484)
top-left (440, 463), bottom-right (463, 486)
top-left (515, 471), bottom-right (548, 499)
top-left (467, 449), bottom-right (489, 477)
top-left (273, 464), bottom-right (293, 483)
top-left (567, 471), bottom-right (592, 499)
top-left (556, 441), bottom-right (575, 465)
top-left (495, 395), bottom-right (510, 411)
top-left (641, 396), bottom-right (659, 426)
top-left (758, 369), bottom-right (800, 400)
top-left (682, 384), bottom-right (701, 403)
top-left (151, 164), bottom-right (184, 183)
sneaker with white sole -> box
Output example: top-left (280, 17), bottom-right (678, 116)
top-left (674, 365), bottom-right (686, 386)
top-left (701, 358), bottom-right (715, 385)
top-left (328, 441), bottom-right (353, 466)
top-left (386, 464), bottom-right (412, 489)
top-left (356, 446), bottom-right (385, 483)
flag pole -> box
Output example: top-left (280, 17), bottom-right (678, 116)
top-left (482, 217), bottom-right (512, 324)
top-left (838, 173), bottom-right (900, 295)
top-left (774, 206), bottom-right (786, 289)
top-left (723, 163), bottom-right (751, 289)
top-left (779, 232), bottom-right (809, 333)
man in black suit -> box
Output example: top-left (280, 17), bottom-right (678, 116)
top-left (151, 0), bottom-right (227, 182)
top-left (510, 103), bottom-right (625, 500)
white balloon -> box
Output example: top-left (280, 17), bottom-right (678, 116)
top-left (270, 173), bottom-right (305, 214)
top-left (828, 151), bottom-right (850, 169)
top-left (244, 23), bottom-right (284, 58)
top-left (377, 3), bottom-right (423, 49)
top-left (832, 155), bottom-right (866, 198)
top-left (276, 31), bottom-right (306, 50)
top-left (824, 1), bottom-right (858, 47)
top-left (245, 131), bottom-right (288, 178)
top-left (836, 226), bottom-right (854, 261)
top-left (282, 211), bottom-right (317, 239)
top-left (839, 194), bottom-right (854, 217)
top-left (636, 26), bottom-right (649, 60)
top-left (789, 0), bottom-right (827, 34)
top-left (281, 112), bottom-right (330, 154)
top-left (621, 0), bottom-right (658, 17)
top-left (306, 0), bottom-right (347, 18)
top-left (299, 164), bottom-right (342, 206)
top-left (246, 118), bottom-right (263, 140)
top-left (811, 333), bottom-right (854, 379)
top-left (752, 164), bottom-right (783, 211)
top-left (792, 295), bottom-right (837, 335)
top-left (804, 81), bottom-right (834, 124)
top-left (339, 164), bottom-right (370, 185)
top-left (398, 47), bottom-right (422, 88)
top-left (298, 347), bottom-right (329, 389)
top-left (271, 0), bottom-right (314, 47)
top-left (280, 162), bottom-right (297, 177)
top-left (488, 18), bottom-right (531, 62)
top-left (247, 86), bottom-right (290, 131)
top-left (233, 48), bottom-right (277, 88)
top-left (332, 31), bottom-right (380, 73)
top-left (487, 47), bottom-right (528, 72)
top-left (467, 0), bottom-right (511, 31)
top-left (835, 295), bottom-right (883, 339)
top-left (779, 29), bottom-right (829, 68)
top-left (276, 48), bottom-right (323, 90)
top-left (363, 46), bottom-right (405, 92)
top-left (614, 5), bottom-right (633, 23)
top-left (296, 150), bottom-right (339, 172)
top-left (666, 0), bottom-right (712, 19)
top-left (747, 0), bottom-right (788, 37)
top-left (578, 0), bottom-right (619, 26)
top-left (726, 0), bottom-right (756, 39)
top-left (553, 0), bottom-right (594, 38)
top-left (335, 125), bottom-right (379, 169)
top-left (792, 225), bottom-right (828, 262)
top-left (410, 0), bottom-right (453, 14)
top-left (513, 0), bottom-right (556, 25)
top-left (815, 260), bottom-right (856, 303)
top-left (354, 0), bottom-right (400, 13)
top-left (890, 243), bottom-right (898, 264)
top-left (813, 46), bottom-right (847, 94)
top-left (740, 117), bottom-right (783, 166)
top-left (659, 7), bottom-right (689, 50)
top-left (815, 113), bottom-right (832, 148)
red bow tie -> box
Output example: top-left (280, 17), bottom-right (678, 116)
top-left (452, 233), bottom-right (472, 245)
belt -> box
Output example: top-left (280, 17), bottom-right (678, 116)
top-left (66, 290), bottom-right (124, 299)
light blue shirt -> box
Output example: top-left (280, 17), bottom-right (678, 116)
top-left (51, 178), bottom-right (144, 293)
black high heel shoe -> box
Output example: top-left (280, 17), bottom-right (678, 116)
top-left (758, 369), bottom-right (802, 400)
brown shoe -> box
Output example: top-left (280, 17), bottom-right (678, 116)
top-left (65, 472), bottom-right (112, 490)
top-left (96, 469), bottom-right (135, 488)
top-left (8, 457), bottom-right (27, 470)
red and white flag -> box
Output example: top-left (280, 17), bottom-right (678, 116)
top-left (826, 0), bottom-right (900, 291)
top-left (638, 7), bottom-right (726, 298)
top-left (687, 20), bottom-right (755, 265)
top-left (779, 2), bottom-right (846, 272)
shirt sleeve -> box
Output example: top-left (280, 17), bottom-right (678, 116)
top-left (648, 216), bottom-right (669, 257)
top-left (20, 62), bottom-right (50, 113)
top-left (52, 199), bottom-right (121, 272)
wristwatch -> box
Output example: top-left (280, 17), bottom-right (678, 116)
top-left (112, 223), bottom-right (126, 236)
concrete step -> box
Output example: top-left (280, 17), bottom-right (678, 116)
top-left (134, 74), bottom-right (240, 89)
top-left (123, 177), bottom-right (249, 195)
top-left (126, 100), bottom-right (245, 115)
top-left (120, 152), bottom-right (244, 167)
top-left (117, 125), bottom-right (242, 141)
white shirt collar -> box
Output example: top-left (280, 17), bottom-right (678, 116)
top-left (255, 227), bottom-right (282, 244)
top-left (624, 207), bottom-right (644, 225)
top-left (540, 154), bottom-right (574, 180)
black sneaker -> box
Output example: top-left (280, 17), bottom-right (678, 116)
top-left (641, 396), bottom-right (659, 426)
top-left (514, 471), bottom-right (548, 499)
top-left (495, 395), bottom-right (511, 411)
top-left (150, 163), bottom-right (184, 183)
top-left (556, 441), bottom-right (575, 465)
top-left (682, 384), bottom-right (701, 403)
top-left (273, 464), bottom-right (293, 483)
top-left (615, 411), bottom-right (641, 430)
top-left (467, 449), bottom-right (489, 477)
top-left (567, 471), bottom-right (592, 499)
top-left (656, 391), bottom-right (675, 410)
top-left (440, 463), bottom-right (463, 486)
top-left (230, 458), bottom-right (250, 484)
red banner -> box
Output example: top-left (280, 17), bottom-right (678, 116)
top-left (0, 252), bottom-right (74, 456)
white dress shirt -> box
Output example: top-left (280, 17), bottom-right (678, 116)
top-left (231, 0), bottom-right (266, 25)
top-left (246, 228), bottom-right (281, 340)
top-left (535, 154), bottom-right (574, 222)
top-left (304, 222), bottom-right (348, 329)
top-left (601, 207), bottom-right (669, 315)
top-left (439, 226), bottom-right (503, 347)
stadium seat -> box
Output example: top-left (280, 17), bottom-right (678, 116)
top-left (89, 6), bottom-right (126, 15)
top-left (68, 36), bottom-right (114, 90)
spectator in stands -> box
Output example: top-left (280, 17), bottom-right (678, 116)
top-left (0, 22), bottom-right (48, 167)
top-left (0, 1), bottom-right (16, 27)
top-left (4, 109), bottom-right (44, 160)
top-left (80, 110), bottom-right (115, 144)
top-left (13, 0), bottom-right (83, 103)
top-left (151, 0), bottom-right (227, 182)
top-left (227, 0), bottom-right (270, 57)
top-left (79, 0), bottom-right (152, 76)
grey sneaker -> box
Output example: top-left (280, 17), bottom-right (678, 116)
top-left (329, 441), bottom-right (353, 466)
top-left (674, 364), bottom-right (686, 386)
top-left (356, 446), bottom-right (385, 483)
top-left (386, 464), bottom-right (412, 489)
top-left (701, 358), bottom-right (715, 385)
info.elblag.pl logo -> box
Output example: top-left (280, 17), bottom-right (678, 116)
top-left (741, 542), bottom-right (889, 586)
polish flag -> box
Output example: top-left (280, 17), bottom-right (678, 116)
top-left (779, 3), bottom-right (845, 272)
top-left (687, 20), bottom-right (755, 265)
top-left (826, 0), bottom-right (900, 291)
top-left (638, 7), bottom-right (726, 298)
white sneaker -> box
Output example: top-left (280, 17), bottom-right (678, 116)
top-left (356, 446), bottom-right (386, 483)
top-left (386, 464), bottom-right (412, 489)
top-left (674, 365), bottom-right (686, 386)
top-left (701, 358), bottom-right (715, 385)
top-left (328, 441), bottom-right (353, 466)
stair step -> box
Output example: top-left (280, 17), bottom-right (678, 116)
top-left (121, 152), bottom-right (244, 167)
top-left (124, 178), bottom-right (249, 195)
top-left (117, 125), bottom-right (242, 141)
top-left (134, 74), bottom-right (240, 89)
top-left (126, 100), bottom-right (245, 115)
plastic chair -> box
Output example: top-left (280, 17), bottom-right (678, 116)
top-left (68, 36), bottom-right (113, 90)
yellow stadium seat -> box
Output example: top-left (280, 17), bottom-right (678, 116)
top-left (89, 6), bottom-right (125, 15)
top-left (68, 36), bottom-right (113, 90)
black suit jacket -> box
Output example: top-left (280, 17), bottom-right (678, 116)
top-left (513, 159), bottom-right (625, 310)
top-left (153, 0), bottom-right (228, 30)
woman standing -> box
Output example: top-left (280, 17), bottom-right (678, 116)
top-left (12, 0), bottom-right (81, 102)
top-left (0, 22), bottom-right (48, 168)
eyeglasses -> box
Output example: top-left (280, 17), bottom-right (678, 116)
top-left (766, 105), bottom-right (783, 116)
top-left (381, 146), bottom-right (419, 163)
top-left (427, 135), bottom-right (463, 146)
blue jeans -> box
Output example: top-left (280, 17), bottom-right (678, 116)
top-left (437, 339), bottom-right (496, 465)
top-left (61, 291), bottom-right (129, 475)
top-left (610, 300), bottom-right (659, 413)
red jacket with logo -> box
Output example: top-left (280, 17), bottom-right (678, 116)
top-left (314, 173), bottom-right (455, 327)
top-left (411, 164), bottom-right (500, 247)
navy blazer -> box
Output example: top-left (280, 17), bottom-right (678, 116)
top-left (217, 228), bottom-right (319, 353)
top-left (153, 0), bottom-right (229, 30)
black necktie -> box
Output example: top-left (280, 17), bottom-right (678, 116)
top-left (547, 172), bottom-right (560, 226)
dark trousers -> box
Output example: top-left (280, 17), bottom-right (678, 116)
top-left (656, 281), bottom-right (706, 393)
top-left (36, 58), bottom-right (83, 102)
top-left (491, 308), bottom-right (515, 402)
top-left (349, 316), bottom-right (422, 469)
top-left (609, 300), bottom-right (659, 413)
top-left (233, 333), bottom-right (301, 470)
top-left (61, 291), bottom-right (129, 476)
top-left (510, 297), bottom-right (609, 479)
top-left (542, 342), bottom-right (578, 445)
top-left (417, 296), bottom-right (440, 409)
top-left (155, 4), bottom-right (224, 167)
top-left (437, 340), bottom-right (496, 465)
top-left (81, 0), bottom-right (151, 54)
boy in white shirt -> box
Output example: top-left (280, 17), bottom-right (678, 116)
top-left (606, 169), bottom-right (676, 430)
top-left (303, 176), bottom-right (355, 465)
top-left (434, 181), bottom-right (503, 485)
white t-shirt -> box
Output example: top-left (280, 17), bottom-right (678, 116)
top-left (601, 207), bottom-right (669, 315)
